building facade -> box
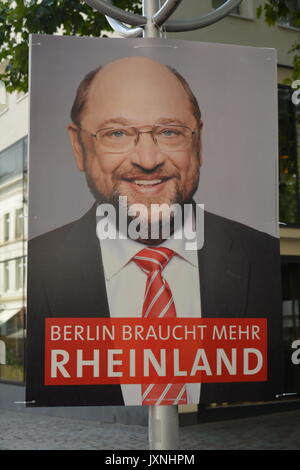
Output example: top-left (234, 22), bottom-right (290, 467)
top-left (0, 90), bottom-right (28, 386)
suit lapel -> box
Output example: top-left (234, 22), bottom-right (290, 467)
top-left (56, 204), bottom-right (110, 318)
top-left (198, 210), bottom-right (250, 316)
top-left (78, 205), bottom-right (110, 318)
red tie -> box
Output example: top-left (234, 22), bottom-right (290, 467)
top-left (133, 246), bottom-right (187, 406)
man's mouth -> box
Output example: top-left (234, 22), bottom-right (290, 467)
top-left (133, 179), bottom-right (163, 186)
top-left (120, 176), bottom-right (173, 192)
top-left (124, 176), bottom-right (172, 194)
top-left (123, 176), bottom-right (171, 184)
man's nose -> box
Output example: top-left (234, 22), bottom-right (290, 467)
top-left (130, 132), bottom-right (166, 170)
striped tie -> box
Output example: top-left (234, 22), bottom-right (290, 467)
top-left (133, 246), bottom-right (187, 406)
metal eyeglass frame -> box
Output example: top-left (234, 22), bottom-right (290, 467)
top-left (77, 123), bottom-right (197, 151)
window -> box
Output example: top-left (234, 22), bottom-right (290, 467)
top-left (279, 0), bottom-right (300, 28)
top-left (0, 258), bottom-right (26, 383)
top-left (15, 208), bottom-right (24, 239)
top-left (15, 257), bottom-right (25, 291)
top-left (0, 138), bottom-right (27, 185)
top-left (3, 213), bottom-right (10, 242)
top-left (278, 85), bottom-right (300, 225)
top-left (3, 261), bottom-right (10, 292)
top-left (212, 0), bottom-right (254, 18)
top-left (212, 0), bottom-right (240, 15)
top-left (0, 307), bottom-right (25, 383)
top-left (0, 81), bottom-right (8, 114)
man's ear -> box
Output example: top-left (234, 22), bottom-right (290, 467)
top-left (198, 120), bottom-right (204, 166)
top-left (67, 123), bottom-right (85, 172)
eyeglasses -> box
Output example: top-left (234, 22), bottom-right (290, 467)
top-left (77, 124), bottom-right (196, 154)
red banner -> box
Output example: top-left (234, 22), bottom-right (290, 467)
top-left (44, 318), bottom-right (267, 386)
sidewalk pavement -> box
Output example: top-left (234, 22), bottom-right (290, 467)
top-left (0, 407), bottom-right (299, 450)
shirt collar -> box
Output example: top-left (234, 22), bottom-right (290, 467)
top-left (96, 204), bottom-right (198, 281)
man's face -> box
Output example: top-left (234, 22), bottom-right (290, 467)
top-left (69, 57), bottom-right (202, 223)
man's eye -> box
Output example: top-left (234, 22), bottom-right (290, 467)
top-left (107, 129), bottom-right (128, 138)
top-left (159, 128), bottom-right (181, 137)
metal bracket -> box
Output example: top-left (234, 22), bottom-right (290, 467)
top-left (103, 0), bottom-right (183, 38)
top-left (85, 0), bottom-right (146, 26)
top-left (275, 392), bottom-right (299, 399)
top-left (85, 0), bottom-right (243, 37)
top-left (165, 0), bottom-right (243, 32)
top-left (14, 400), bottom-right (36, 404)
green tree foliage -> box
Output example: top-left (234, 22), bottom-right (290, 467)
top-left (257, 0), bottom-right (300, 84)
top-left (0, 0), bottom-right (142, 93)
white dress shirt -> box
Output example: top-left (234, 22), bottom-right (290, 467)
top-left (96, 205), bottom-right (202, 405)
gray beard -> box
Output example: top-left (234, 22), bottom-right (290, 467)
top-left (85, 170), bottom-right (199, 243)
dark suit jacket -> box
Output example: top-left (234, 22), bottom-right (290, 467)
top-left (26, 204), bottom-right (283, 407)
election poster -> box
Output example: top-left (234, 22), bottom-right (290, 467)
top-left (26, 35), bottom-right (283, 406)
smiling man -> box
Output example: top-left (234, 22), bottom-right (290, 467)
top-left (26, 56), bottom-right (283, 407)
top-left (67, 57), bottom-right (202, 241)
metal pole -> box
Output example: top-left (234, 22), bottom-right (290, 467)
top-left (142, 0), bottom-right (180, 450)
top-left (148, 405), bottom-right (179, 450)
top-left (142, 0), bottom-right (160, 38)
